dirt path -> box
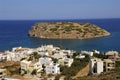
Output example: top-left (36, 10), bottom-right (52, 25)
top-left (72, 63), bottom-right (90, 79)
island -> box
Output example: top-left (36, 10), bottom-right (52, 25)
top-left (28, 22), bottom-right (110, 39)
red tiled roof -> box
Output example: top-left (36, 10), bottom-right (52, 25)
top-left (0, 52), bottom-right (7, 54)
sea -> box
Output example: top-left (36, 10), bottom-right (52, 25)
top-left (0, 19), bottom-right (120, 53)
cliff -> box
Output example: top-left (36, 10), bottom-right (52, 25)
top-left (28, 22), bottom-right (110, 39)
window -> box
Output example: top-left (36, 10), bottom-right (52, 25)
top-left (52, 71), bottom-right (54, 73)
top-left (0, 72), bottom-right (3, 75)
top-left (52, 67), bottom-right (54, 69)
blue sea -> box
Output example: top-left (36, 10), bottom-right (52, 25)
top-left (0, 19), bottom-right (120, 52)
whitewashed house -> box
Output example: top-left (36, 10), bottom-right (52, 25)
top-left (81, 51), bottom-right (93, 56)
top-left (92, 50), bottom-right (100, 54)
top-left (58, 58), bottom-right (73, 67)
top-left (6, 51), bottom-right (21, 61)
top-left (40, 45), bottom-right (55, 51)
top-left (0, 52), bottom-right (7, 61)
top-left (45, 63), bottom-right (60, 74)
top-left (36, 45), bottom-right (59, 56)
top-left (52, 54), bottom-right (66, 59)
top-left (64, 58), bottom-right (73, 67)
top-left (76, 54), bottom-right (85, 59)
top-left (6, 51), bottom-right (15, 61)
top-left (38, 51), bottom-right (49, 56)
top-left (39, 57), bottom-right (53, 65)
top-left (33, 62), bottom-right (43, 73)
top-left (90, 58), bottom-right (103, 74)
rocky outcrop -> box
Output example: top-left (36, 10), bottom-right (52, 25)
top-left (28, 22), bottom-right (110, 39)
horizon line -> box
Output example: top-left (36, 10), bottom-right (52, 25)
top-left (0, 18), bottom-right (120, 21)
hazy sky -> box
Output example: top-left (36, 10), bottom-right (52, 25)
top-left (0, 0), bottom-right (120, 20)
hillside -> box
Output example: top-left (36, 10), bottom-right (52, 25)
top-left (28, 22), bottom-right (110, 39)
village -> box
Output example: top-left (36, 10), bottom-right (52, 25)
top-left (0, 45), bottom-right (120, 80)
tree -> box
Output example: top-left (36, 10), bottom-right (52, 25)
top-left (93, 53), bottom-right (105, 59)
top-left (73, 52), bottom-right (80, 58)
top-left (28, 52), bottom-right (41, 61)
top-left (31, 69), bottom-right (37, 75)
top-left (52, 58), bottom-right (58, 63)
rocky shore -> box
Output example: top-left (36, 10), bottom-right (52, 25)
top-left (28, 22), bottom-right (110, 39)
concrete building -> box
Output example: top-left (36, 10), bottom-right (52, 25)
top-left (103, 59), bottom-right (115, 72)
top-left (90, 58), bottom-right (103, 74)
top-left (20, 60), bottom-right (32, 74)
top-left (0, 69), bottom-right (6, 78)
top-left (21, 60), bottom-right (42, 75)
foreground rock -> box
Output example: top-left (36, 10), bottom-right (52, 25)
top-left (28, 22), bottom-right (110, 39)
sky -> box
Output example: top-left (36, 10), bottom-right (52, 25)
top-left (0, 0), bottom-right (120, 20)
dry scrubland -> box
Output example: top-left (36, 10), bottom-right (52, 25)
top-left (28, 22), bottom-right (110, 39)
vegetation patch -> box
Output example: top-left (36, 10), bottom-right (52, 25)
top-left (61, 54), bottom-right (90, 78)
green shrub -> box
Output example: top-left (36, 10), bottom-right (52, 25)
top-left (50, 28), bottom-right (57, 32)
top-left (31, 69), bottom-right (37, 75)
top-left (61, 54), bottom-right (90, 77)
top-left (93, 53), bottom-right (105, 59)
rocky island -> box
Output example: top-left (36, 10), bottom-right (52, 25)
top-left (28, 22), bottom-right (110, 39)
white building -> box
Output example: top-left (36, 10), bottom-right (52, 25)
top-left (52, 54), bottom-right (66, 59)
top-left (40, 45), bottom-right (55, 51)
top-left (6, 48), bottom-right (34, 62)
top-left (39, 57), bottom-right (53, 65)
top-left (90, 58), bottom-right (103, 74)
top-left (21, 60), bottom-right (43, 75)
top-left (45, 63), bottom-right (60, 74)
top-left (81, 51), bottom-right (93, 56)
top-left (6, 51), bottom-right (21, 61)
top-left (21, 60), bottom-right (32, 74)
top-left (33, 62), bottom-right (43, 73)
top-left (36, 45), bottom-right (60, 56)
top-left (38, 51), bottom-right (49, 56)
top-left (92, 50), bottom-right (100, 54)
top-left (58, 58), bottom-right (73, 67)
top-left (0, 52), bottom-right (7, 61)
top-left (76, 54), bottom-right (85, 59)
top-left (64, 58), bottom-right (73, 67)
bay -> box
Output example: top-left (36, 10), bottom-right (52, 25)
top-left (0, 19), bottom-right (120, 52)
